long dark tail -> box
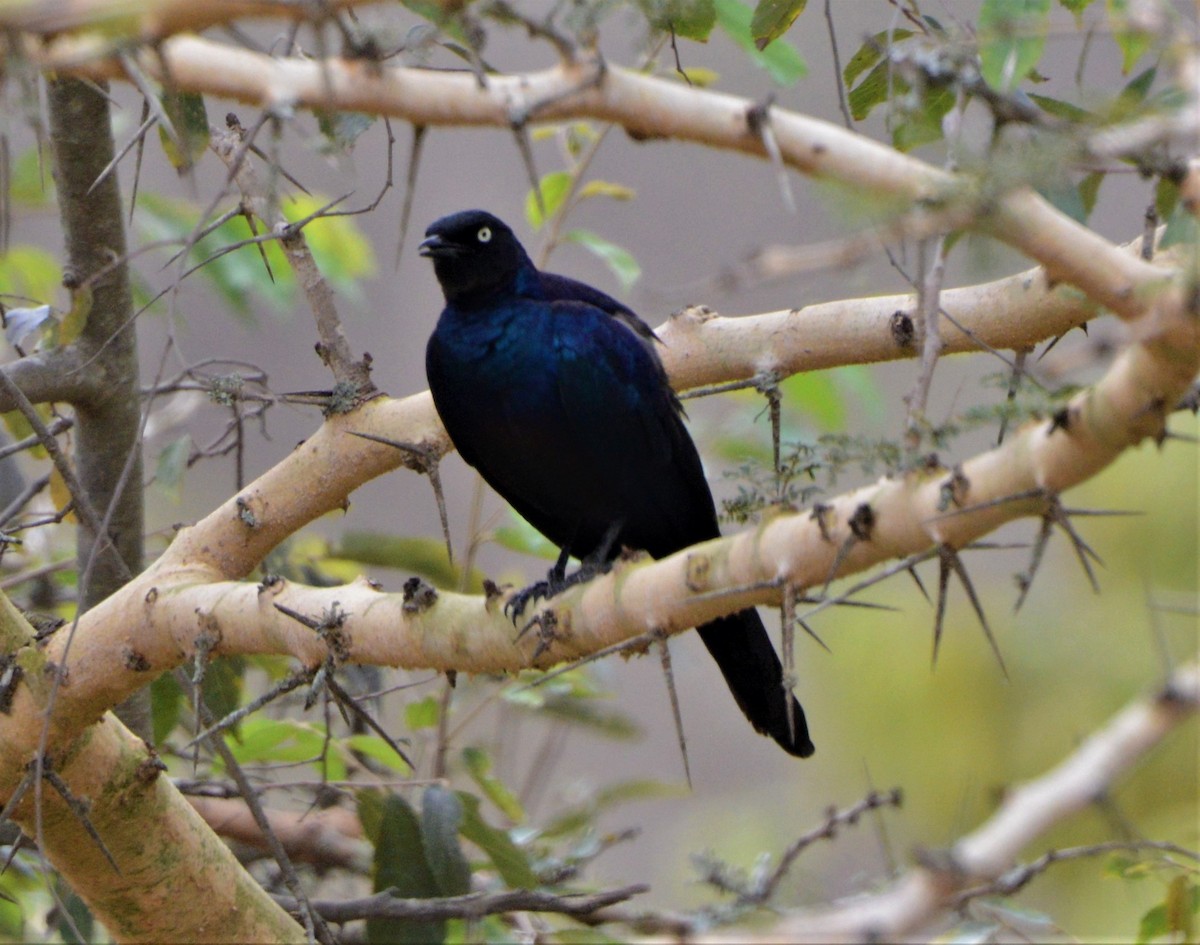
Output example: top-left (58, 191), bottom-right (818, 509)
top-left (696, 609), bottom-right (815, 758)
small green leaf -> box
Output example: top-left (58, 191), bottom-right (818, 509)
top-left (157, 90), bottom-right (210, 172)
top-left (562, 228), bottom-right (641, 291)
top-left (848, 58), bottom-right (892, 121)
top-left (1078, 171), bottom-right (1104, 218)
top-left (1059, 0), bottom-right (1096, 17)
top-left (421, 786), bottom-right (472, 897)
top-left (978, 0), bottom-right (1052, 92)
top-left (493, 511), bottom-right (562, 560)
top-left (749, 0), bottom-right (807, 51)
top-left (842, 29), bottom-right (914, 87)
top-left (154, 435), bottom-right (192, 502)
top-left (535, 696), bottom-right (642, 739)
top-left (369, 793), bottom-right (445, 944)
top-left (1027, 92), bottom-right (1094, 123)
top-left (357, 788), bottom-right (386, 845)
top-left (346, 734), bottom-right (413, 774)
top-left (1159, 203), bottom-right (1198, 250)
top-left (634, 0), bottom-right (717, 41)
top-left (455, 792), bottom-right (539, 890)
top-left (462, 747), bottom-right (525, 823)
top-left (713, 0), bottom-right (806, 84)
top-left (315, 110), bottom-right (376, 153)
top-left (8, 149), bottom-right (54, 207)
top-left (577, 180), bottom-right (636, 202)
top-left (202, 655), bottom-right (246, 729)
top-left (1155, 176), bottom-right (1179, 220)
top-left (1106, 0), bottom-right (1154, 73)
top-left (333, 532), bottom-right (481, 590)
top-left (405, 696), bottom-right (441, 730)
top-left (0, 247), bottom-right (61, 306)
top-left (677, 66), bottom-right (721, 86)
top-left (525, 170), bottom-right (573, 230)
top-left (150, 672), bottom-right (184, 745)
top-left (893, 84), bottom-right (956, 152)
top-left (56, 284), bottom-right (92, 347)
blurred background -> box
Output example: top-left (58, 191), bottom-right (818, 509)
top-left (0, 1), bottom-right (1196, 940)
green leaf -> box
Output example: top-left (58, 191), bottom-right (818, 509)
top-left (892, 84), bottom-right (955, 152)
top-left (150, 672), bottom-right (184, 745)
top-left (346, 734), bottom-right (413, 774)
top-left (455, 792), bottom-right (539, 890)
top-left (202, 655), bottom-right (246, 729)
top-left (462, 747), bottom-right (525, 823)
top-left (369, 793), bottom-right (445, 945)
top-left (978, 0), bottom-right (1052, 92)
top-left (157, 90), bottom-right (210, 172)
top-left (1059, 0), bottom-right (1096, 16)
top-left (8, 149), bottom-right (54, 207)
top-left (577, 180), bottom-right (636, 202)
top-left (634, 0), bottom-right (717, 41)
top-left (1155, 176), bottom-right (1179, 220)
top-left (357, 788), bottom-right (386, 846)
top-left (421, 786), bottom-right (472, 897)
top-left (283, 194), bottom-right (376, 297)
top-left (154, 435), bottom-right (192, 502)
top-left (842, 29), bottom-right (914, 87)
top-left (562, 228), bottom-right (641, 291)
top-left (749, 0), bottom-right (807, 50)
top-left (333, 532), bottom-right (481, 590)
top-left (848, 58), bottom-right (892, 121)
top-left (1159, 203), bottom-right (1198, 251)
top-left (780, 370), bottom-right (845, 430)
top-left (493, 511), bottom-right (562, 560)
top-left (1106, 0), bottom-right (1154, 73)
top-left (525, 170), bottom-right (573, 230)
top-left (405, 696), bottom-right (441, 730)
top-left (713, 0), bottom-right (806, 84)
top-left (0, 246), bottom-right (60, 306)
top-left (1078, 171), bottom-right (1104, 218)
top-left (315, 110), bottom-right (376, 153)
top-left (1027, 92), bottom-right (1094, 123)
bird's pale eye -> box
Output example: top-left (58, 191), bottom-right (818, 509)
top-left (477, 226), bottom-right (492, 243)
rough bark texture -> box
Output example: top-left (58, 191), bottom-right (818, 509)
top-left (46, 78), bottom-right (148, 737)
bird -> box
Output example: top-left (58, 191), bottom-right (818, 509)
top-left (419, 209), bottom-right (814, 758)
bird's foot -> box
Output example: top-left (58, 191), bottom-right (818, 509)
top-left (504, 555), bottom-right (614, 624)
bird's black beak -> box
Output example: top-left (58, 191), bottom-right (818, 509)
top-left (418, 234), bottom-right (459, 258)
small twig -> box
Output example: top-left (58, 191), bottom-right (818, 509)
top-left (655, 629), bottom-right (691, 790)
top-left (276, 883), bottom-right (649, 924)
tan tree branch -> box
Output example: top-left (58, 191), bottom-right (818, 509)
top-left (34, 34), bottom-right (1175, 320)
top-left (763, 663), bottom-right (1200, 942)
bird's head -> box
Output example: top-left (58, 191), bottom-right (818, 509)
top-left (419, 210), bottom-right (530, 306)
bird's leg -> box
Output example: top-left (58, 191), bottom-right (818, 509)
top-left (504, 522), bottom-right (623, 622)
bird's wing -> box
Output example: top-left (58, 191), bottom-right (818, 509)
top-left (548, 299), bottom-right (719, 557)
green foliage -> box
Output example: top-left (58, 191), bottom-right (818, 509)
top-left (463, 747), bottom-right (526, 823)
top-left (1106, 0), bottom-right (1155, 73)
top-left (455, 792), bottom-right (539, 889)
top-left (368, 792), bottom-right (447, 944)
top-left (712, 0), bottom-right (806, 84)
top-left (978, 0), bottom-right (1052, 92)
top-left (332, 531), bottom-right (485, 590)
top-left (1137, 876), bottom-right (1198, 943)
top-left (563, 229), bottom-right (641, 292)
top-left (157, 90), bottom-right (210, 172)
top-left (633, 0), bottom-right (717, 41)
top-left (748, 0), bottom-right (807, 52)
top-left (135, 191), bottom-right (375, 321)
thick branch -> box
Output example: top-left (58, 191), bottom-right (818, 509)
top-left (39, 35), bottom-right (1173, 319)
top-left (0, 348), bottom-right (102, 411)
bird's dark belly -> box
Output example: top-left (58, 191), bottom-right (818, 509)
top-left (432, 321), bottom-right (626, 556)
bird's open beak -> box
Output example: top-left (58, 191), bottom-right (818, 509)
top-left (418, 234), bottom-right (458, 258)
